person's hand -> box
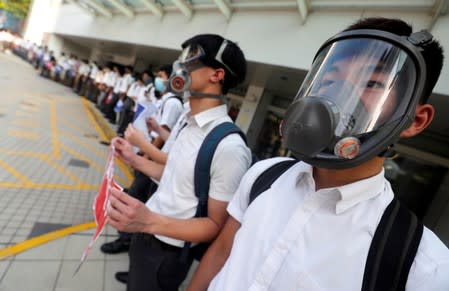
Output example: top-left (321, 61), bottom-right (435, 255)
top-left (146, 117), bottom-right (161, 134)
top-left (112, 137), bottom-right (136, 166)
top-left (107, 187), bottom-right (158, 233)
top-left (125, 124), bottom-right (147, 148)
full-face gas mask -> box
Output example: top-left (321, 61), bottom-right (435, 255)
top-left (282, 29), bottom-right (433, 169)
top-left (168, 40), bottom-right (236, 99)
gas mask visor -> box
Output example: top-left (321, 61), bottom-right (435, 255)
top-left (179, 44), bottom-right (206, 68)
top-left (283, 30), bottom-right (428, 168)
top-left (169, 41), bottom-right (233, 100)
top-left (169, 44), bottom-right (206, 93)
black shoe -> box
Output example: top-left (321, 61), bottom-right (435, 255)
top-left (100, 238), bottom-right (130, 254)
top-left (115, 271), bottom-right (128, 284)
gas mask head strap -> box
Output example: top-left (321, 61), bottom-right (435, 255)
top-left (214, 40), bottom-right (237, 77)
top-left (407, 30), bottom-right (433, 50)
top-left (188, 91), bottom-right (226, 100)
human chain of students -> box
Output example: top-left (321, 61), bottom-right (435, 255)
top-left (1, 16), bottom-right (449, 291)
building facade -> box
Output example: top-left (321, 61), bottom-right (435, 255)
top-left (24, 0), bottom-right (449, 246)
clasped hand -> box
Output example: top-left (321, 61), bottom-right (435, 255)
top-left (107, 187), bottom-right (157, 233)
top-left (112, 137), bottom-right (136, 166)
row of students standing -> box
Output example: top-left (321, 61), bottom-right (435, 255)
top-left (14, 21), bottom-right (449, 291)
top-left (101, 20), bottom-right (449, 291)
top-left (95, 34), bottom-right (252, 291)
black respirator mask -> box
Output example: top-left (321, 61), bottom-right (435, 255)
top-left (168, 40), bottom-right (236, 99)
top-left (282, 29), bottom-right (433, 169)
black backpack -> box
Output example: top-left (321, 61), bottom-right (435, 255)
top-left (248, 159), bottom-right (423, 291)
top-left (181, 122), bottom-right (250, 262)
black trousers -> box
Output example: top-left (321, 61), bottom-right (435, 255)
top-left (117, 98), bottom-right (135, 135)
top-left (128, 170), bottom-right (158, 202)
top-left (128, 233), bottom-right (194, 291)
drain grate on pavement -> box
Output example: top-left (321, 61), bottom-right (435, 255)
top-left (84, 133), bottom-right (99, 139)
top-left (20, 101), bottom-right (37, 107)
top-left (27, 222), bottom-right (71, 239)
top-left (68, 158), bottom-right (90, 168)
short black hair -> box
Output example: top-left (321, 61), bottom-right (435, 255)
top-left (133, 72), bottom-right (141, 81)
top-left (182, 34), bottom-right (247, 94)
top-left (142, 69), bottom-right (154, 80)
top-left (344, 17), bottom-right (444, 103)
top-left (157, 64), bottom-right (172, 78)
top-left (116, 65), bottom-right (124, 76)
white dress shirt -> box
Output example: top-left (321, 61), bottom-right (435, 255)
top-left (113, 76), bottom-right (124, 94)
top-left (209, 158), bottom-right (449, 291)
top-left (105, 71), bottom-right (117, 87)
top-left (127, 82), bottom-right (139, 99)
top-left (154, 92), bottom-right (184, 130)
top-left (89, 64), bottom-right (98, 79)
top-left (121, 73), bottom-right (134, 92)
top-left (146, 104), bottom-right (252, 247)
top-left (160, 102), bottom-right (190, 154)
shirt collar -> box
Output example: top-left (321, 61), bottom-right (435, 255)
top-left (293, 163), bottom-right (386, 215)
top-left (335, 168), bottom-right (385, 215)
top-left (161, 92), bottom-right (174, 102)
top-left (192, 104), bottom-right (228, 128)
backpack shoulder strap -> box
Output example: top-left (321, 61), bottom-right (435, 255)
top-left (181, 122), bottom-right (246, 261)
top-left (194, 122), bottom-right (246, 218)
top-left (362, 198), bottom-right (423, 291)
top-left (248, 159), bottom-right (297, 205)
top-left (160, 94), bottom-right (183, 115)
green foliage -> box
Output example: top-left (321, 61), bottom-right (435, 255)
top-left (0, 0), bottom-right (32, 19)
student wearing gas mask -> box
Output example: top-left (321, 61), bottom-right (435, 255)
top-left (188, 18), bottom-right (449, 291)
top-left (106, 34), bottom-right (252, 291)
top-left (100, 65), bottom-right (181, 257)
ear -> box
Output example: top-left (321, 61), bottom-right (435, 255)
top-left (210, 68), bottom-right (225, 84)
top-left (400, 103), bottom-right (435, 138)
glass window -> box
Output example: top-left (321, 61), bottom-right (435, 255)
top-left (384, 156), bottom-right (447, 221)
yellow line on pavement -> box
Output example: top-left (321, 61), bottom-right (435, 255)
top-left (82, 98), bottom-right (108, 142)
top-left (50, 99), bottom-right (61, 159)
top-left (0, 182), bottom-right (32, 187)
top-left (81, 98), bottom-right (133, 185)
top-left (0, 221), bottom-right (96, 260)
top-left (0, 149), bottom-right (48, 158)
top-left (13, 119), bottom-right (40, 128)
top-left (0, 160), bottom-right (34, 184)
top-left (116, 160), bottom-right (132, 186)
top-left (59, 118), bottom-right (91, 136)
top-left (7, 129), bottom-right (39, 140)
top-left (0, 182), bottom-right (98, 190)
top-left (60, 143), bottom-right (102, 173)
top-left (39, 155), bottom-right (86, 184)
top-left (61, 133), bottom-right (106, 158)
top-left (15, 111), bottom-right (31, 117)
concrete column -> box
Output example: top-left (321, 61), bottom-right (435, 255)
top-left (235, 85), bottom-right (264, 134)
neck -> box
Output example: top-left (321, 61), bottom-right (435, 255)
top-left (313, 157), bottom-right (384, 191)
top-left (189, 97), bottom-right (223, 115)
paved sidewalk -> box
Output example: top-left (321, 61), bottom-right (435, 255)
top-left (0, 51), bottom-right (175, 291)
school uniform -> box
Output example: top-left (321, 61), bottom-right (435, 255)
top-left (209, 158), bottom-right (449, 291)
top-left (127, 104), bottom-right (252, 291)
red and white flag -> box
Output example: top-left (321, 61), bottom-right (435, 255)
top-left (74, 144), bottom-right (122, 275)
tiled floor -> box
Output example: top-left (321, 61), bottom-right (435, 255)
top-left (0, 51), bottom-right (148, 291)
top-left (0, 51), bottom-right (198, 291)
